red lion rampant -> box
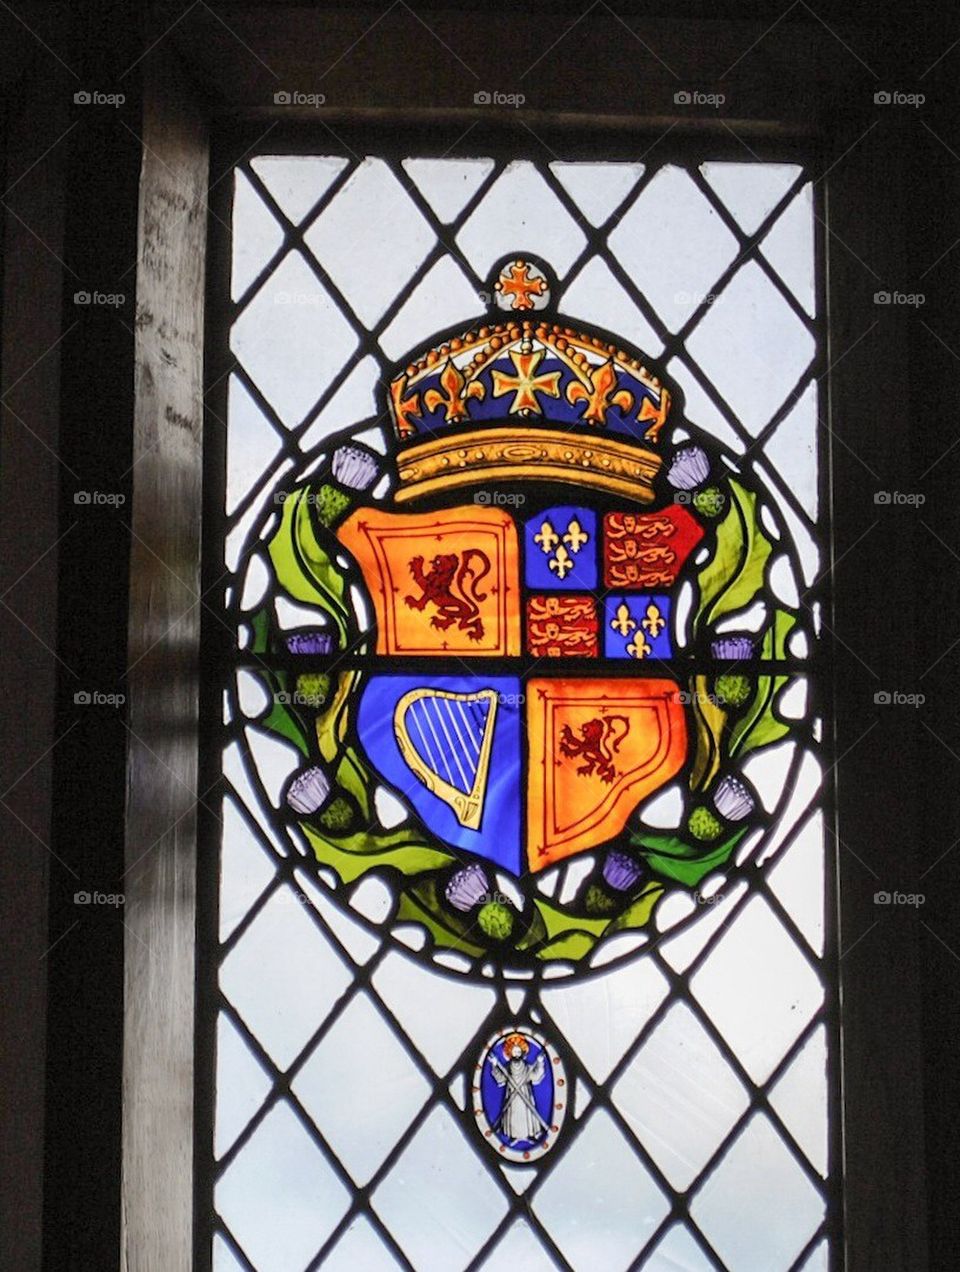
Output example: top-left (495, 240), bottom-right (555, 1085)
top-left (405, 549), bottom-right (492, 642)
top-left (558, 715), bottom-right (631, 784)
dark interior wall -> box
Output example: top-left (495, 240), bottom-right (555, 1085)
top-left (0, 4), bottom-right (956, 1270)
top-left (0, 6), bottom-right (71, 1268)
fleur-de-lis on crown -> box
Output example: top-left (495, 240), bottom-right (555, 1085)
top-left (566, 357), bottom-right (634, 425)
top-left (638, 387), bottom-right (671, 442)
top-left (610, 602), bottom-right (636, 638)
top-left (390, 376), bottom-right (421, 438)
top-left (534, 519), bottom-right (560, 554)
top-left (641, 602), bottom-right (666, 638)
top-left (548, 545), bottom-right (574, 580)
top-left (424, 358), bottom-right (484, 423)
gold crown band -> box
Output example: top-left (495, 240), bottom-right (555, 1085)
top-left (394, 427), bottom-right (661, 504)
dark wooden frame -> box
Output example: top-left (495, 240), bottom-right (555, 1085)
top-left (2, 4), bottom-right (956, 1269)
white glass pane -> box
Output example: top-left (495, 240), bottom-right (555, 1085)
top-left (402, 157), bottom-right (495, 223)
top-left (691, 1113), bottom-right (825, 1271)
top-left (221, 888), bottom-right (351, 1069)
top-left (293, 991), bottom-right (431, 1186)
top-left (214, 1012), bottom-right (273, 1159)
top-left (372, 1106), bottom-right (508, 1272)
top-left (549, 161), bottom-right (645, 226)
top-left (251, 154), bottom-right (349, 225)
top-left (700, 162), bottom-right (801, 235)
top-left (691, 897), bottom-right (823, 1084)
top-left (532, 1109), bottom-right (669, 1271)
top-left (609, 166), bottom-right (738, 332)
top-left (231, 250), bottom-right (359, 427)
top-left (216, 1100), bottom-right (350, 1271)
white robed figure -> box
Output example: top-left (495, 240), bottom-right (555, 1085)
top-left (491, 1033), bottom-right (549, 1145)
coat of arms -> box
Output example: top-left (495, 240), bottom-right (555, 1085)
top-left (243, 257), bottom-right (808, 970)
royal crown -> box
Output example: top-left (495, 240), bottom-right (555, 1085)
top-left (388, 257), bottom-right (671, 503)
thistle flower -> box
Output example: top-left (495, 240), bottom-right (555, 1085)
top-left (667, 445), bottom-right (710, 491)
top-left (286, 765), bottom-right (330, 815)
top-left (477, 900), bottom-right (514, 940)
top-left (713, 775), bottom-right (755, 822)
top-left (688, 805), bottom-right (723, 842)
top-left (319, 796), bottom-right (354, 831)
top-left (710, 636), bottom-right (753, 661)
top-left (331, 444), bottom-right (379, 491)
top-left (444, 863), bottom-right (490, 912)
top-left (715, 672), bottom-right (753, 709)
top-left (693, 486), bottom-right (725, 517)
top-left (585, 883), bottom-right (618, 914)
top-left (294, 672), bottom-right (330, 708)
top-left (602, 850), bottom-right (643, 892)
top-left (286, 631), bottom-right (335, 656)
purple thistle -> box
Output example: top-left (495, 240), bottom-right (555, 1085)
top-left (667, 445), bottom-right (710, 491)
top-left (286, 765), bottom-right (331, 815)
top-left (285, 630), bottom-right (335, 656)
top-left (445, 864), bottom-right (490, 912)
top-left (331, 445), bottom-right (379, 492)
top-left (713, 775), bottom-right (755, 821)
top-left (710, 636), bottom-right (754, 660)
top-left (603, 850), bottom-right (643, 892)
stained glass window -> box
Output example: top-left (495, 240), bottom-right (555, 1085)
top-left (206, 146), bottom-right (836, 1271)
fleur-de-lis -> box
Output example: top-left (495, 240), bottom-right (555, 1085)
top-left (534, 519), bottom-right (560, 554)
top-left (641, 602), bottom-right (665, 638)
top-left (566, 357), bottom-right (634, 425)
top-left (563, 517), bottom-right (589, 553)
top-left (424, 358), bottom-right (471, 423)
top-left (610, 602), bottom-right (636, 638)
top-left (626, 632), bottom-right (652, 658)
top-left (390, 376), bottom-right (421, 438)
top-left (638, 387), bottom-right (671, 442)
top-left (549, 545), bottom-right (574, 580)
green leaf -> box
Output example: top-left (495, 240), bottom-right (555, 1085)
top-left (729, 609), bottom-right (797, 757)
top-left (268, 486), bottom-right (351, 645)
top-left (631, 828), bottom-right (748, 887)
top-left (689, 673), bottom-right (726, 791)
top-left (261, 694), bottom-right (310, 754)
top-left (537, 931), bottom-right (601, 962)
top-left (396, 880), bottom-right (485, 958)
top-left (534, 897), bottom-right (613, 941)
top-left (696, 480), bottom-right (773, 631)
top-left (302, 823), bottom-right (455, 885)
top-left (609, 880), bottom-right (664, 932)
